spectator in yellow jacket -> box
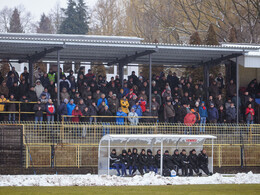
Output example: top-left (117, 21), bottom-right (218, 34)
top-left (120, 96), bottom-right (129, 114)
top-left (0, 94), bottom-right (9, 112)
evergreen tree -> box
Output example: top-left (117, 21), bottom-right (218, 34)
top-left (189, 32), bottom-right (202, 45)
top-left (92, 62), bottom-right (106, 77)
top-left (8, 8), bottom-right (23, 33)
top-left (228, 27), bottom-right (238, 43)
top-left (37, 13), bottom-right (53, 34)
top-left (59, 0), bottom-right (89, 34)
top-left (204, 24), bottom-right (219, 45)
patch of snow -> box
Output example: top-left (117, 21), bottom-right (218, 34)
top-left (0, 172), bottom-right (260, 186)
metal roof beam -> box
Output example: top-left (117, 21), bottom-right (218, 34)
top-left (107, 49), bottom-right (157, 66)
top-left (26, 46), bottom-right (64, 62)
top-left (200, 53), bottom-right (243, 66)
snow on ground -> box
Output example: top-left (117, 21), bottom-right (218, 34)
top-left (0, 172), bottom-right (260, 186)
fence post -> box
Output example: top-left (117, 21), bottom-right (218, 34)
top-left (218, 145), bottom-right (221, 168)
top-left (18, 102), bottom-right (21, 123)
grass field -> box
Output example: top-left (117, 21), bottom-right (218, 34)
top-left (0, 185), bottom-right (260, 195)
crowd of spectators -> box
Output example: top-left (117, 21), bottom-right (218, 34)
top-left (0, 66), bottom-right (259, 125)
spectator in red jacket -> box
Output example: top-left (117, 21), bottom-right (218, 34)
top-left (245, 103), bottom-right (255, 125)
top-left (139, 97), bottom-right (147, 112)
top-left (72, 105), bottom-right (83, 123)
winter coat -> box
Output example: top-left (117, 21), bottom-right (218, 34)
top-left (208, 107), bottom-right (219, 121)
top-left (128, 112), bottom-right (139, 125)
top-left (116, 111), bottom-right (127, 125)
top-left (188, 153), bottom-right (199, 167)
top-left (0, 98), bottom-right (9, 111)
top-left (108, 98), bottom-right (119, 115)
top-left (180, 152), bottom-right (189, 166)
top-left (27, 90), bottom-right (38, 102)
top-left (110, 153), bottom-right (120, 167)
top-left (198, 152), bottom-right (208, 167)
top-left (163, 154), bottom-right (175, 170)
top-left (120, 99), bottom-right (129, 114)
top-left (97, 98), bottom-right (108, 107)
top-left (218, 110), bottom-right (226, 123)
top-left (46, 103), bottom-right (55, 116)
top-left (245, 107), bottom-right (255, 121)
top-left (226, 106), bottom-right (237, 121)
top-left (155, 151), bottom-right (161, 168)
top-left (119, 154), bottom-right (128, 167)
top-left (131, 150), bottom-right (139, 167)
top-left (35, 84), bottom-right (44, 99)
top-left (164, 104), bottom-right (175, 121)
top-left (58, 102), bottom-right (68, 115)
top-left (60, 92), bottom-right (70, 102)
top-left (71, 109), bottom-right (82, 122)
top-left (33, 103), bottom-right (45, 117)
top-left (127, 154), bottom-right (134, 167)
top-left (199, 106), bottom-right (208, 118)
top-left (18, 83), bottom-right (29, 97)
top-left (147, 153), bottom-right (156, 167)
top-left (89, 105), bottom-right (99, 116)
top-left (7, 98), bottom-right (16, 111)
top-left (78, 103), bottom-right (86, 113)
top-left (100, 109), bottom-right (113, 122)
top-left (139, 100), bottom-right (147, 112)
top-left (67, 103), bottom-right (76, 115)
top-left (131, 105), bottom-right (142, 116)
top-left (138, 153), bottom-right (148, 166)
top-left (172, 153), bottom-right (182, 167)
top-left (60, 79), bottom-right (71, 91)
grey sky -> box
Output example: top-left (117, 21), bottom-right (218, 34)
top-left (1, 0), bottom-right (97, 21)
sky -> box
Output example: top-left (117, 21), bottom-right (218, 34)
top-left (0, 0), bottom-right (98, 21)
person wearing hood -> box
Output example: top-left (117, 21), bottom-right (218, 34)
top-left (35, 80), bottom-right (44, 99)
top-left (138, 149), bottom-right (148, 175)
top-left (110, 149), bottom-right (121, 176)
top-left (131, 148), bottom-right (139, 175)
top-left (163, 150), bottom-right (175, 176)
top-left (188, 149), bottom-right (201, 176)
top-left (180, 149), bottom-right (192, 176)
top-left (127, 149), bottom-right (134, 175)
top-left (118, 149), bottom-right (128, 176)
top-left (155, 149), bottom-right (161, 169)
top-left (198, 149), bottom-right (212, 176)
top-left (147, 149), bottom-right (157, 173)
top-left (199, 101), bottom-right (208, 133)
top-left (172, 149), bottom-right (182, 175)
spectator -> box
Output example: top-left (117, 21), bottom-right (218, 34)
top-left (245, 103), bottom-right (255, 125)
top-left (78, 99), bottom-right (86, 113)
top-left (47, 68), bottom-right (56, 83)
top-left (9, 82), bottom-right (19, 100)
top-left (6, 73), bottom-right (18, 88)
top-left (34, 68), bottom-right (44, 81)
top-left (58, 98), bottom-right (68, 121)
top-left (7, 94), bottom-right (16, 122)
top-left (151, 96), bottom-right (160, 112)
top-left (97, 93), bottom-right (108, 107)
top-left (35, 80), bottom-right (44, 99)
top-left (120, 96), bottom-right (129, 114)
top-left (116, 107), bottom-right (127, 125)
top-left (132, 100), bottom-right (142, 116)
top-left (40, 88), bottom-right (51, 101)
top-left (60, 87), bottom-right (70, 102)
top-left (128, 107), bottom-right (139, 126)
top-left (226, 102), bottom-right (237, 123)
top-left (226, 79), bottom-right (236, 98)
top-left (207, 103), bottom-right (219, 123)
top-left (20, 67), bottom-right (29, 84)
top-left (71, 105), bottom-right (82, 123)
top-left (59, 75), bottom-right (71, 92)
top-left (108, 94), bottom-right (119, 116)
top-left (67, 99), bottom-right (76, 116)
top-left (218, 105), bottom-right (226, 124)
top-left (89, 101), bottom-right (99, 123)
top-left (46, 99), bottom-right (55, 123)
top-left (40, 73), bottom-right (50, 88)
top-left (19, 79), bottom-right (29, 98)
top-left (0, 81), bottom-right (9, 98)
top-left (81, 107), bottom-right (91, 123)
top-left (100, 105), bottom-right (112, 135)
top-left (20, 95), bottom-right (30, 121)
top-left (85, 69), bottom-right (95, 83)
top-left (208, 80), bottom-right (219, 98)
top-left (33, 99), bottom-right (45, 123)
top-left (164, 100), bottom-right (175, 123)
top-left (199, 101), bottom-right (208, 132)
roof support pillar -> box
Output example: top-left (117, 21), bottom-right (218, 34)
top-left (203, 64), bottom-right (209, 100)
top-left (236, 57), bottom-right (239, 124)
top-left (29, 60), bottom-right (34, 86)
top-left (149, 54), bottom-right (152, 112)
top-left (57, 50), bottom-right (61, 107)
top-left (119, 63), bottom-right (124, 87)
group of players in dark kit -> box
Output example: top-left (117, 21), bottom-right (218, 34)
top-left (110, 148), bottom-right (212, 177)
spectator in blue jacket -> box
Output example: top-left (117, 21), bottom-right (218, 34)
top-left (199, 101), bottom-right (208, 133)
top-left (116, 107), bottom-right (127, 125)
top-left (67, 99), bottom-right (76, 116)
top-left (131, 101), bottom-right (142, 116)
top-left (97, 93), bottom-right (108, 107)
top-left (207, 103), bottom-right (219, 123)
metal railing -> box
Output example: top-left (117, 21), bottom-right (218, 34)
top-left (1, 122), bottom-right (260, 169)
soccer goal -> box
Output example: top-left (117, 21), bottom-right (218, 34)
top-left (98, 134), bottom-right (217, 176)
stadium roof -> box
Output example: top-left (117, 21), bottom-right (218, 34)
top-left (0, 33), bottom-right (259, 66)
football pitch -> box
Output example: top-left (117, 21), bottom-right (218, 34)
top-left (0, 185), bottom-right (260, 195)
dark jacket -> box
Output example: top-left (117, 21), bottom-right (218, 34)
top-left (138, 152), bottom-right (148, 166)
top-left (110, 153), bottom-right (120, 167)
top-left (147, 150), bottom-right (156, 167)
top-left (119, 153), bottom-right (128, 167)
top-left (100, 109), bottom-right (113, 122)
top-left (208, 107), bottom-right (219, 121)
top-left (33, 103), bottom-right (45, 117)
top-left (172, 152), bottom-right (182, 167)
top-left (58, 102), bottom-right (68, 115)
top-left (155, 150), bottom-right (161, 168)
top-left (131, 148), bottom-right (139, 167)
top-left (198, 152), bottom-right (208, 167)
top-left (27, 90), bottom-right (38, 102)
top-left (180, 152), bottom-right (189, 166)
top-left (188, 153), bottom-right (199, 167)
top-left (163, 154), bottom-right (175, 170)
top-left (164, 104), bottom-right (175, 121)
